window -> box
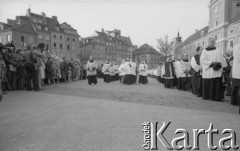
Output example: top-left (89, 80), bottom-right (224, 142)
top-left (67, 38), bottom-right (70, 41)
top-left (54, 43), bottom-right (56, 48)
top-left (229, 29), bottom-right (234, 34)
top-left (229, 40), bottom-right (234, 48)
top-left (21, 36), bottom-right (24, 43)
top-left (38, 34), bottom-right (43, 39)
top-left (60, 35), bottom-right (62, 39)
top-left (215, 35), bottom-right (218, 40)
top-left (60, 44), bottom-right (63, 49)
top-left (215, 20), bottom-right (218, 27)
top-left (7, 35), bottom-right (11, 42)
top-left (46, 44), bottom-right (49, 50)
top-left (29, 37), bottom-right (33, 43)
top-left (54, 35), bottom-right (56, 38)
top-left (214, 6), bottom-right (219, 15)
top-left (73, 39), bottom-right (75, 45)
top-left (67, 45), bottom-right (70, 50)
top-left (236, 2), bottom-right (240, 7)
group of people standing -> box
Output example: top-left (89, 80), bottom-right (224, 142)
top-left (0, 42), bottom-right (87, 102)
top-left (85, 57), bottom-right (149, 85)
top-left (157, 38), bottom-right (240, 114)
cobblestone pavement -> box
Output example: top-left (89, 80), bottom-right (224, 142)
top-left (43, 77), bottom-right (239, 114)
top-left (0, 77), bottom-right (239, 151)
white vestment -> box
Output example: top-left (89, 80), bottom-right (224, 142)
top-left (232, 44), bottom-right (240, 79)
top-left (200, 48), bottom-right (226, 79)
top-left (102, 63), bottom-right (111, 75)
top-left (139, 63), bottom-right (148, 76)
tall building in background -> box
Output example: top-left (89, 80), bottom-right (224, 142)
top-left (80, 29), bottom-right (134, 65)
top-left (133, 44), bottom-right (161, 69)
top-left (0, 8), bottom-right (80, 59)
top-left (175, 0), bottom-right (240, 58)
top-left (61, 22), bottom-right (80, 59)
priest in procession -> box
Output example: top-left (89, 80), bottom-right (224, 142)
top-left (190, 46), bottom-right (203, 97)
top-left (162, 57), bottom-right (176, 88)
top-left (138, 60), bottom-right (148, 84)
top-left (200, 38), bottom-right (226, 101)
top-left (102, 59), bottom-right (111, 83)
top-left (86, 56), bottom-right (98, 85)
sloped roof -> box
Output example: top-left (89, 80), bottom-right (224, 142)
top-left (95, 31), bottom-right (131, 45)
top-left (184, 26), bottom-right (209, 45)
top-left (11, 21), bottom-right (35, 34)
top-left (134, 44), bottom-right (160, 55)
top-left (119, 36), bottom-right (132, 45)
top-left (30, 12), bottom-right (63, 33)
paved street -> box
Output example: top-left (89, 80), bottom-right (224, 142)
top-left (0, 78), bottom-right (240, 151)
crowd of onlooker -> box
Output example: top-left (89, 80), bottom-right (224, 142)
top-left (0, 42), bottom-right (87, 97)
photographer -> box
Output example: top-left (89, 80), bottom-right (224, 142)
top-left (200, 38), bottom-right (227, 101)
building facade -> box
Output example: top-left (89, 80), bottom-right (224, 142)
top-left (0, 8), bottom-right (80, 59)
top-left (175, 0), bottom-right (240, 58)
top-left (133, 44), bottom-right (161, 69)
top-left (80, 29), bottom-right (134, 65)
top-left (61, 22), bottom-right (80, 59)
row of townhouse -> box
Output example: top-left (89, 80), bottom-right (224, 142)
top-left (0, 8), bottom-right (80, 60)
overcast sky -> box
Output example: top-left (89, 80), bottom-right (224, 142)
top-left (0, 0), bottom-right (209, 48)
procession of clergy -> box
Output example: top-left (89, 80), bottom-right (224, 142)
top-left (85, 38), bottom-right (240, 113)
top-left (85, 56), bottom-right (148, 86)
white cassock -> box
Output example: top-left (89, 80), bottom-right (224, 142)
top-left (102, 63), bottom-right (110, 75)
top-left (130, 62), bottom-right (137, 75)
top-left (232, 44), bottom-right (240, 79)
top-left (200, 48), bottom-right (226, 79)
top-left (174, 61), bottom-right (180, 78)
top-left (200, 47), bottom-right (227, 100)
top-left (86, 60), bottom-right (97, 76)
top-left (139, 63), bottom-right (148, 76)
top-left (109, 66), bottom-right (115, 76)
top-left (191, 56), bottom-right (201, 75)
top-left (119, 63), bottom-right (126, 76)
top-left (177, 60), bottom-right (187, 78)
top-left (124, 61), bottom-right (132, 75)
top-left (231, 44), bottom-right (240, 106)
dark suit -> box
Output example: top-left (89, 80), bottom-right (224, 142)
top-left (191, 54), bottom-right (202, 96)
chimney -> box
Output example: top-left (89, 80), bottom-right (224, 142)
top-left (26, 8), bottom-right (31, 17)
top-left (41, 12), bottom-right (46, 17)
top-left (101, 28), bottom-right (104, 33)
top-left (42, 12), bottom-right (46, 24)
top-left (52, 16), bottom-right (57, 20)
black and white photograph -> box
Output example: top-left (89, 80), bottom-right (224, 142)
top-left (0, 0), bottom-right (240, 150)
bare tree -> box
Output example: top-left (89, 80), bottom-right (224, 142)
top-left (156, 35), bottom-right (175, 62)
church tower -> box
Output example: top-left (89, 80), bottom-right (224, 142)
top-left (175, 30), bottom-right (182, 43)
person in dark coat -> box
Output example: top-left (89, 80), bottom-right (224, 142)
top-left (60, 57), bottom-right (68, 82)
top-left (162, 57), bottom-right (176, 88)
top-left (190, 46), bottom-right (203, 97)
top-left (46, 57), bottom-right (54, 85)
top-left (223, 50), bottom-right (233, 96)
